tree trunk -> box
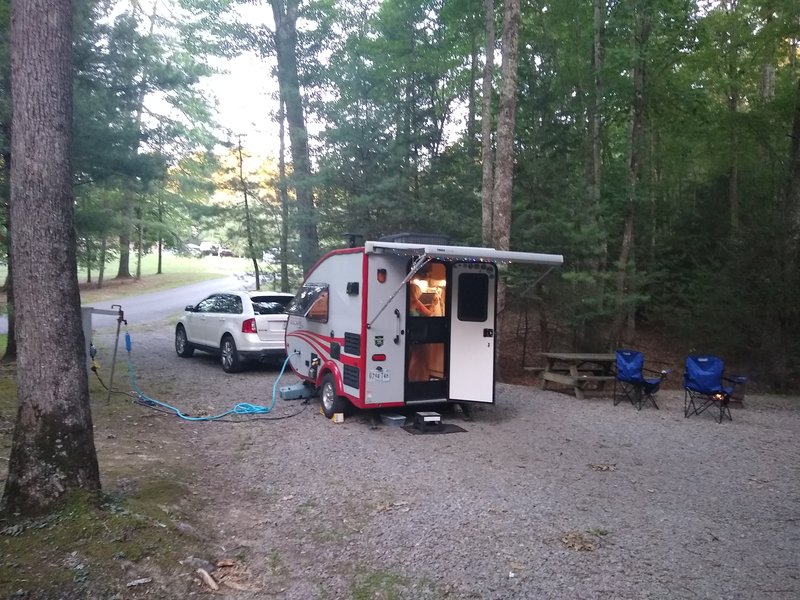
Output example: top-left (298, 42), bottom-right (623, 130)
top-left (491, 0), bottom-right (521, 319)
top-left (728, 88), bottom-right (739, 232)
top-left (480, 0), bottom-right (496, 246)
top-left (238, 136), bottom-right (261, 290)
top-left (612, 1), bottom-right (650, 345)
top-left (491, 0), bottom-right (520, 254)
top-left (467, 33), bottom-right (479, 155)
top-left (774, 76), bottom-right (800, 390)
top-left (270, 0), bottom-right (319, 275)
top-left (117, 2), bottom-right (158, 281)
top-left (787, 77), bottom-right (800, 232)
top-left (116, 228), bottom-right (133, 279)
top-left (98, 237), bottom-right (106, 288)
top-left (278, 96), bottom-right (290, 293)
top-left (135, 205), bottom-right (143, 280)
top-left (4, 0), bottom-right (100, 515)
top-left (157, 195), bottom-right (164, 275)
top-left (590, 0), bottom-right (606, 272)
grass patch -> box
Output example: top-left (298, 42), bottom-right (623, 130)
top-left (350, 567), bottom-right (441, 600)
top-left (351, 569), bottom-right (408, 600)
top-left (0, 361), bottom-right (212, 598)
top-left (0, 254), bottom-right (258, 310)
top-left (0, 482), bottom-right (205, 598)
top-left (78, 255), bottom-right (253, 305)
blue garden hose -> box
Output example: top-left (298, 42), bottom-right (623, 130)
top-left (124, 330), bottom-right (295, 421)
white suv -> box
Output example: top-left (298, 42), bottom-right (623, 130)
top-left (175, 291), bottom-right (294, 372)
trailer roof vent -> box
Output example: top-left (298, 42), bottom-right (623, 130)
top-left (378, 232), bottom-right (451, 245)
top-left (343, 233), bottom-right (363, 248)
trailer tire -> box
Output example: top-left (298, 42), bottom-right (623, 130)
top-left (320, 373), bottom-right (347, 419)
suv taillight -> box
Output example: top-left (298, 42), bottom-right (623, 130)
top-left (242, 318), bottom-right (258, 334)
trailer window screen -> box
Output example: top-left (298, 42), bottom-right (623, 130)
top-left (457, 273), bottom-right (489, 322)
top-left (287, 283), bottom-right (329, 323)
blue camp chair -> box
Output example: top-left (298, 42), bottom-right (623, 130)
top-left (613, 349), bottom-right (669, 410)
top-left (683, 355), bottom-right (748, 423)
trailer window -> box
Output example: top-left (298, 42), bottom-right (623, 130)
top-left (457, 273), bottom-right (489, 322)
top-left (287, 283), bottom-right (329, 323)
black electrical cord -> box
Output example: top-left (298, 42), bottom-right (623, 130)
top-left (91, 362), bottom-right (138, 400)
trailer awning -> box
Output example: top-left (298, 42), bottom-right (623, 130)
top-left (364, 241), bottom-right (564, 266)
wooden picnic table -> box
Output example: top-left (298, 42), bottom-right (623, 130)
top-left (540, 352), bottom-right (616, 400)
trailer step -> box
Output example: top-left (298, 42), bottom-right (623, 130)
top-left (414, 411), bottom-right (443, 432)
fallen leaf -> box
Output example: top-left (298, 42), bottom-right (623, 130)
top-left (561, 531), bottom-right (596, 551)
top-left (589, 463), bottom-right (617, 472)
top-left (196, 568), bottom-right (219, 590)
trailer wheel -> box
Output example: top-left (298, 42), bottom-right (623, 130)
top-left (320, 373), bottom-right (347, 419)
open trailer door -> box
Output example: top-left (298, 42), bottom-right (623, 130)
top-left (448, 262), bottom-right (496, 403)
top-left (363, 240), bottom-right (564, 405)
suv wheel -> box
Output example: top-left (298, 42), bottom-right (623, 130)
top-left (220, 335), bottom-right (242, 373)
top-left (175, 325), bottom-right (194, 358)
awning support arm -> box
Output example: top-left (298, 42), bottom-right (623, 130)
top-left (366, 254), bottom-right (432, 329)
top-left (520, 266), bottom-right (556, 298)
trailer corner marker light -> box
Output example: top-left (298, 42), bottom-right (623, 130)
top-left (372, 354), bottom-right (386, 361)
top-left (377, 268), bottom-right (387, 283)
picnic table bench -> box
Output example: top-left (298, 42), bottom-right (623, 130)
top-left (539, 352), bottom-right (616, 400)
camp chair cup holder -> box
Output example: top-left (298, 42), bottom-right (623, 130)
top-left (613, 349), bottom-right (670, 411)
top-left (683, 355), bottom-right (748, 423)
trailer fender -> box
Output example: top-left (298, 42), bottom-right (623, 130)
top-left (317, 360), bottom-right (344, 395)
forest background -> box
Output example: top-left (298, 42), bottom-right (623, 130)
top-left (1, 0), bottom-right (799, 390)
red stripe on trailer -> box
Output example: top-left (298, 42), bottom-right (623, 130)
top-left (359, 251), bottom-right (370, 402)
top-left (287, 330), bottom-right (361, 368)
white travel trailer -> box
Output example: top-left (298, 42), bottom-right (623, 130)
top-left (285, 237), bottom-right (563, 417)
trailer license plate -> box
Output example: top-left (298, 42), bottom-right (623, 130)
top-left (368, 369), bottom-right (390, 382)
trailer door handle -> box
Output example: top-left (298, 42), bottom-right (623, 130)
top-left (483, 329), bottom-right (493, 338)
top-left (394, 308), bottom-right (401, 344)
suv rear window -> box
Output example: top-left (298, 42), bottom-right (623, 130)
top-left (252, 300), bottom-right (288, 315)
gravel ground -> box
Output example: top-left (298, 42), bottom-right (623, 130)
top-left (92, 322), bottom-right (800, 599)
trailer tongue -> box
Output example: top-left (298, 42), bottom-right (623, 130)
top-left (284, 240), bottom-right (563, 418)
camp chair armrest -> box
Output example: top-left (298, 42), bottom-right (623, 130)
top-left (643, 367), bottom-right (671, 380)
top-left (724, 375), bottom-right (748, 385)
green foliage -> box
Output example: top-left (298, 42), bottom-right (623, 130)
top-left (311, 0), bottom-right (482, 245)
top-left (5, 0), bottom-right (799, 385)
top-left (70, 1), bottom-right (222, 279)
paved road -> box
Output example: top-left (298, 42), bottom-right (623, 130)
top-left (0, 275), bottom-right (245, 334)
